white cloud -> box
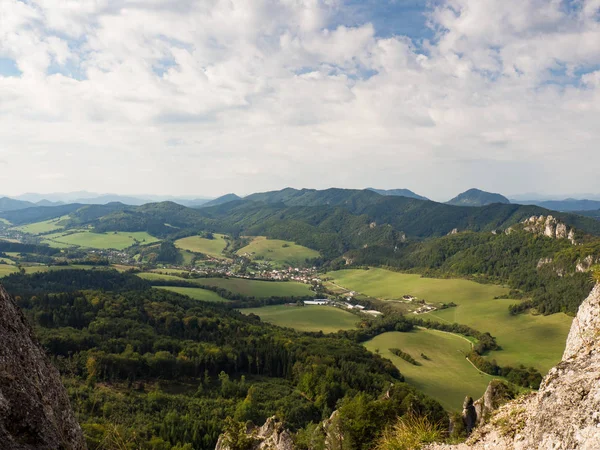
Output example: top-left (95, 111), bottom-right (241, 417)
top-left (0, 0), bottom-right (599, 199)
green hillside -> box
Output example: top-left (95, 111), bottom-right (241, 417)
top-left (365, 330), bottom-right (495, 410)
top-left (329, 268), bottom-right (572, 373)
top-left (236, 236), bottom-right (320, 267)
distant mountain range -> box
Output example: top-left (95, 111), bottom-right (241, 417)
top-left (3, 187), bottom-right (600, 262)
top-left (10, 191), bottom-right (213, 207)
top-left (446, 188), bottom-right (511, 207)
top-left (512, 199), bottom-right (600, 212)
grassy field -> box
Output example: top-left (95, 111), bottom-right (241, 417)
top-left (425, 300), bottom-right (572, 373)
top-left (137, 273), bottom-right (313, 298)
top-left (22, 265), bottom-right (97, 275)
top-left (179, 249), bottom-right (195, 265)
top-left (13, 216), bottom-right (68, 235)
top-left (243, 305), bottom-right (359, 333)
top-left (153, 286), bottom-right (229, 303)
top-left (329, 268), bottom-right (572, 373)
top-left (365, 330), bottom-right (495, 411)
top-left (42, 231), bottom-right (159, 250)
top-left (174, 234), bottom-right (229, 259)
top-left (237, 236), bottom-right (320, 267)
top-left (0, 264), bottom-right (102, 278)
top-left (0, 265), bottom-right (18, 277)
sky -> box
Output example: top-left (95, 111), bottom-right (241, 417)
top-left (1, 0), bottom-right (600, 201)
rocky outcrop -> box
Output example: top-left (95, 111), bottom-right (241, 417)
top-left (215, 417), bottom-right (294, 450)
top-left (0, 285), bottom-right (85, 450)
top-left (536, 257), bottom-right (553, 269)
top-left (522, 215), bottom-right (577, 244)
top-left (459, 380), bottom-right (518, 435)
top-left (576, 255), bottom-right (599, 273)
top-left (427, 283), bottom-right (600, 450)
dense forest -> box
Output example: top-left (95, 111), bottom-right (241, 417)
top-left (5, 269), bottom-right (446, 450)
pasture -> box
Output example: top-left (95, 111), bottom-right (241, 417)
top-left (236, 236), bottom-right (320, 267)
top-left (153, 286), bottom-right (229, 303)
top-left (137, 273), bottom-right (313, 298)
top-left (329, 268), bottom-right (572, 373)
top-left (14, 216), bottom-right (69, 235)
top-left (174, 234), bottom-right (229, 259)
top-left (0, 265), bottom-right (18, 277)
top-left (365, 330), bottom-right (495, 411)
top-left (42, 231), bottom-right (159, 250)
top-left (243, 305), bottom-right (359, 333)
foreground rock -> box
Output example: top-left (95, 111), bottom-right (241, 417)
top-left (0, 285), bottom-right (85, 450)
top-left (215, 417), bottom-right (294, 450)
top-left (427, 283), bottom-right (600, 450)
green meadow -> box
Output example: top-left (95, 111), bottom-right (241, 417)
top-left (138, 273), bottom-right (313, 298)
top-left (153, 286), bottom-right (229, 303)
top-left (237, 236), bottom-right (320, 267)
top-left (174, 234), bottom-right (229, 259)
top-left (364, 330), bottom-right (495, 411)
top-left (0, 265), bottom-right (18, 277)
top-left (329, 268), bottom-right (572, 373)
top-left (42, 231), bottom-right (159, 250)
top-left (0, 264), bottom-right (103, 278)
top-left (14, 216), bottom-right (69, 235)
top-left (243, 305), bottom-right (359, 333)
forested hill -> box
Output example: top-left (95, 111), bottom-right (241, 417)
top-left (4, 189), bottom-right (600, 255)
top-left (446, 188), bottom-right (511, 207)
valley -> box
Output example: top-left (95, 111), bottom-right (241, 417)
top-left (327, 268), bottom-right (572, 373)
top-left (0, 187), bottom-right (597, 448)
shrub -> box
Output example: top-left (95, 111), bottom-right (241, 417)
top-left (375, 415), bottom-right (444, 450)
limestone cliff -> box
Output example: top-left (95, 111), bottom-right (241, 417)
top-left (521, 215), bottom-right (577, 243)
top-left (427, 283), bottom-right (600, 450)
top-left (215, 417), bottom-right (294, 450)
top-left (0, 285), bottom-right (85, 450)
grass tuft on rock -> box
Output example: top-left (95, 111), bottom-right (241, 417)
top-left (375, 415), bottom-right (444, 450)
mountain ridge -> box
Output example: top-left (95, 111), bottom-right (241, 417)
top-left (447, 188), bottom-right (511, 207)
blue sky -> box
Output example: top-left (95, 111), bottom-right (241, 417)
top-left (1, 0), bottom-right (600, 199)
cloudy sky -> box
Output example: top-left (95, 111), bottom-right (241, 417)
top-left (1, 0), bottom-right (600, 201)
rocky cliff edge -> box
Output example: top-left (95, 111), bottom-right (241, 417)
top-left (0, 285), bottom-right (86, 450)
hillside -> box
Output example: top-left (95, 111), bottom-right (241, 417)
top-left (0, 197), bottom-right (36, 212)
top-left (201, 193), bottom-right (242, 208)
top-left (367, 188), bottom-right (429, 200)
top-left (4, 189), bottom-right (600, 256)
top-left (447, 189), bottom-right (511, 207)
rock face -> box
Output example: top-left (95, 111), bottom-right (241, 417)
top-left (522, 215), bottom-right (577, 244)
top-left (427, 283), bottom-right (600, 450)
top-left (0, 285), bottom-right (85, 450)
top-left (459, 380), bottom-right (518, 435)
top-left (215, 417), bottom-right (294, 450)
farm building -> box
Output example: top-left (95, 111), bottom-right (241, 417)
top-left (305, 299), bottom-right (329, 305)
